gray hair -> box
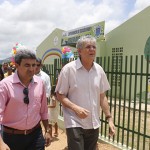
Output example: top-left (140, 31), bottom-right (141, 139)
top-left (15, 49), bottom-right (36, 65)
top-left (76, 35), bottom-right (96, 49)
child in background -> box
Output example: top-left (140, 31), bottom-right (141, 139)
top-left (48, 85), bottom-right (59, 138)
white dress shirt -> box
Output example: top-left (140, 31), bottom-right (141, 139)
top-left (37, 70), bottom-right (51, 97)
top-left (55, 58), bottom-right (110, 129)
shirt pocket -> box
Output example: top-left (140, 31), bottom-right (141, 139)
top-left (93, 76), bottom-right (101, 90)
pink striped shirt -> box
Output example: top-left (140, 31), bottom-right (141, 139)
top-left (0, 72), bottom-right (48, 130)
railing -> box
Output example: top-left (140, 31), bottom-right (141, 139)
top-left (43, 55), bottom-right (150, 150)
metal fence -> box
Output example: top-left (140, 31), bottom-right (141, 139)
top-left (43, 55), bottom-right (150, 150)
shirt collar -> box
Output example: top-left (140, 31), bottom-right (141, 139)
top-left (76, 57), bottom-right (96, 70)
top-left (12, 71), bottom-right (37, 84)
top-left (36, 70), bottom-right (42, 76)
top-left (76, 58), bottom-right (83, 70)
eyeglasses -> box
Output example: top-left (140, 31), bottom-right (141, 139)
top-left (85, 45), bottom-right (96, 49)
top-left (23, 88), bottom-right (29, 104)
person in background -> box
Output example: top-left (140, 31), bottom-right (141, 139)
top-left (48, 85), bottom-right (59, 138)
top-left (0, 49), bottom-right (51, 150)
top-left (0, 67), bottom-right (4, 81)
top-left (4, 67), bottom-right (13, 78)
top-left (56, 35), bottom-right (115, 150)
top-left (35, 57), bottom-right (51, 102)
top-left (9, 63), bottom-right (16, 73)
top-left (11, 65), bottom-right (16, 72)
top-left (1, 62), bottom-right (9, 74)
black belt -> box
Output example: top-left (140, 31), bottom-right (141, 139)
top-left (3, 122), bottom-right (41, 135)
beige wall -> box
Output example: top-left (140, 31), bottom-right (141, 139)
top-left (105, 6), bottom-right (150, 57)
top-left (36, 28), bottom-right (78, 64)
top-left (36, 28), bottom-right (64, 64)
top-left (104, 6), bottom-right (150, 100)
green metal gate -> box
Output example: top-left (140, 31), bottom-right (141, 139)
top-left (43, 55), bottom-right (150, 150)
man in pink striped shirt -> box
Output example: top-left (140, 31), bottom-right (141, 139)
top-left (0, 49), bottom-right (51, 150)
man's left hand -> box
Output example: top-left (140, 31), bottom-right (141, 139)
top-left (44, 132), bottom-right (52, 147)
top-left (108, 118), bottom-right (115, 136)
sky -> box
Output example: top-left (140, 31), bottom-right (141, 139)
top-left (0, 0), bottom-right (150, 60)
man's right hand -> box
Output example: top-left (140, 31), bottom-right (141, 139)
top-left (73, 105), bottom-right (90, 119)
top-left (56, 93), bottom-right (90, 119)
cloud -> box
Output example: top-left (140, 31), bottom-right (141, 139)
top-left (0, 0), bottom-right (149, 60)
top-left (128, 0), bottom-right (150, 18)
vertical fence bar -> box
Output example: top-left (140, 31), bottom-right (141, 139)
top-left (126, 55), bottom-right (132, 147)
top-left (107, 56), bottom-right (113, 140)
top-left (103, 57), bottom-right (108, 137)
top-left (137, 55), bottom-right (143, 150)
top-left (102, 57), bottom-right (107, 137)
top-left (99, 57), bottom-right (104, 136)
top-left (107, 56), bottom-right (112, 112)
top-left (113, 56), bottom-right (118, 142)
top-left (143, 56), bottom-right (149, 150)
top-left (107, 56), bottom-right (112, 113)
top-left (52, 64), bottom-right (54, 85)
top-left (96, 57), bottom-right (100, 64)
top-left (110, 56), bottom-right (116, 141)
top-left (50, 64), bottom-right (54, 86)
top-left (117, 56), bottom-right (123, 144)
top-left (110, 56), bottom-right (115, 142)
top-left (106, 56), bottom-right (110, 90)
top-left (122, 56), bottom-right (127, 147)
top-left (131, 55), bottom-right (138, 149)
top-left (53, 59), bottom-right (58, 85)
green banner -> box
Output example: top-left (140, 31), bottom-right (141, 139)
top-left (61, 21), bottom-right (105, 47)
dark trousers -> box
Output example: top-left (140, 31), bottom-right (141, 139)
top-left (66, 127), bottom-right (99, 150)
top-left (3, 127), bottom-right (45, 150)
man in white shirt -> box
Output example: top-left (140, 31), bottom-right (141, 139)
top-left (56, 35), bottom-right (115, 150)
top-left (35, 58), bottom-right (51, 99)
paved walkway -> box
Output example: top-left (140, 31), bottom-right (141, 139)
top-left (45, 128), bottom-right (120, 150)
